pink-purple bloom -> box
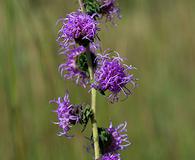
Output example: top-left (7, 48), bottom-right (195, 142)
top-left (57, 11), bottom-right (99, 49)
top-left (99, 0), bottom-right (121, 22)
top-left (59, 46), bottom-right (90, 87)
top-left (98, 122), bottom-right (130, 158)
top-left (106, 122), bottom-right (130, 152)
top-left (92, 51), bottom-right (136, 102)
top-left (101, 153), bottom-right (121, 160)
top-left (50, 93), bottom-right (80, 137)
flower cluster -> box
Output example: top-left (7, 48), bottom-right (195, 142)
top-left (50, 93), bottom-right (93, 137)
top-left (98, 0), bottom-right (121, 22)
top-left (106, 122), bottom-right (130, 152)
top-left (51, 1), bottom-right (138, 160)
top-left (50, 93), bottom-right (80, 137)
top-left (59, 46), bottom-right (89, 87)
top-left (98, 122), bottom-right (130, 159)
top-left (57, 11), bottom-right (99, 49)
top-left (92, 51), bottom-right (136, 102)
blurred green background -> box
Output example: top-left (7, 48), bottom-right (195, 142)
top-left (1, 0), bottom-right (195, 159)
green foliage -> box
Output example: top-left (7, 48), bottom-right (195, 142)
top-left (76, 52), bottom-right (97, 76)
top-left (80, 105), bottom-right (93, 132)
top-left (98, 127), bottom-right (112, 154)
top-left (76, 53), bottom-right (89, 74)
top-left (83, 0), bottom-right (101, 15)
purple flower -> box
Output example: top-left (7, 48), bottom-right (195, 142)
top-left (101, 153), bottom-right (121, 160)
top-left (98, 0), bottom-right (121, 22)
top-left (50, 93), bottom-right (80, 137)
top-left (57, 11), bottom-right (99, 49)
top-left (92, 51), bottom-right (136, 102)
top-left (59, 46), bottom-right (96, 88)
top-left (98, 122), bottom-right (130, 155)
top-left (106, 122), bottom-right (130, 152)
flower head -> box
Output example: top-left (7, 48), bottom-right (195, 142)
top-left (57, 11), bottom-right (99, 49)
top-left (92, 50), bottom-right (136, 102)
top-left (101, 153), bottom-right (121, 160)
top-left (59, 46), bottom-right (96, 88)
top-left (59, 46), bottom-right (89, 87)
top-left (98, 122), bottom-right (130, 154)
top-left (50, 93), bottom-right (81, 137)
top-left (107, 122), bottom-right (130, 152)
top-left (98, 0), bottom-right (121, 22)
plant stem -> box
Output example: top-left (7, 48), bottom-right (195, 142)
top-left (78, 0), bottom-right (84, 12)
top-left (77, 0), bottom-right (101, 159)
top-left (86, 46), bottom-right (100, 160)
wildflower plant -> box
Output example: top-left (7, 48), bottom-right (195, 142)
top-left (50, 0), bottom-right (137, 159)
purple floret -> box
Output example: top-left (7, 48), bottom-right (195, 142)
top-left (106, 122), bottom-right (131, 152)
top-left (92, 51), bottom-right (136, 102)
top-left (101, 153), bottom-right (121, 160)
top-left (98, 0), bottom-right (121, 22)
top-left (50, 93), bottom-right (80, 137)
top-left (57, 11), bottom-right (99, 49)
top-left (59, 46), bottom-right (90, 88)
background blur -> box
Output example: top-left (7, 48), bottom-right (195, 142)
top-left (0, 0), bottom-right (195, 159)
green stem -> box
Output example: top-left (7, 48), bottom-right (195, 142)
top-left (77, 0), bottom-right (101, 159)
top-left (86, 46), bottom-right (100, 160)
top-left (78, 0), bottom-right (84, 12)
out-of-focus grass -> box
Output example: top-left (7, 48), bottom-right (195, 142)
top-left (0, 0), bottom-right (195, 159)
